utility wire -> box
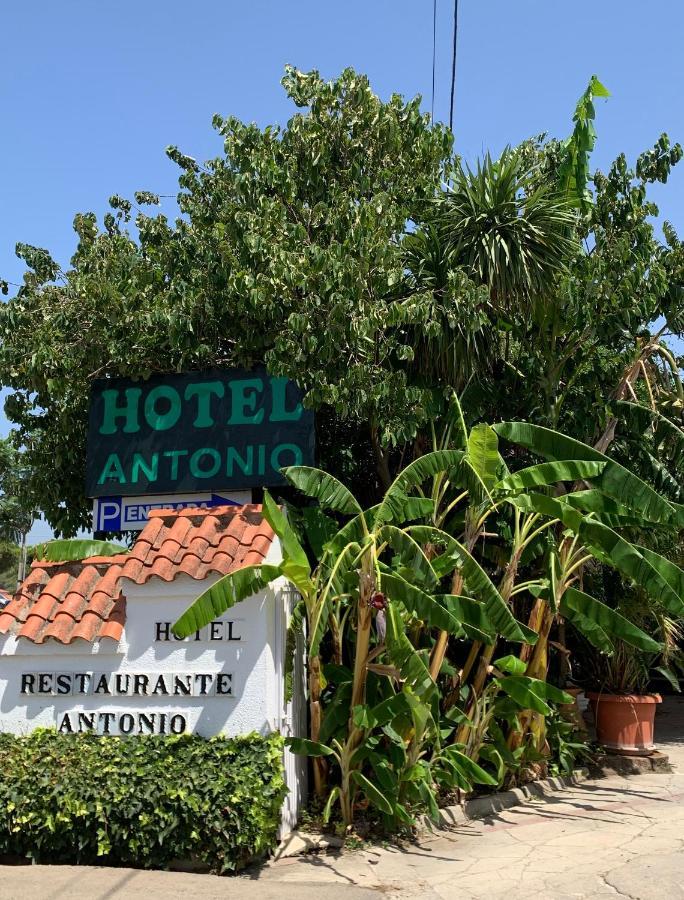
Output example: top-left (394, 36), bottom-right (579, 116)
top-left (448, 0), bottom-right (459, 131)
top-left (431, 0), bottom-right (437, 121)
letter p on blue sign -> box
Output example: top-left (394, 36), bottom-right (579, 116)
top-left (94, 498), bottom-right (122, 532)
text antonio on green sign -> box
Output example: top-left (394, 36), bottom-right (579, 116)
top-left (85, 369), bottom-right (315, 497)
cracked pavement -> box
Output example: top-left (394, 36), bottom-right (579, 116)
top-left (259, 696), bottom-right (684, 900)
top-left (2, 698), bottom-right (683, 899)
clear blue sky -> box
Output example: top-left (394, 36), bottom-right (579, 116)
top-left (1, 0), bottom-right (683, 540)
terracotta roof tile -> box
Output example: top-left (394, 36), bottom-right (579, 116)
top-left (0, 594), bottom-right (31, 624)
top-left (118, 504), bottom-right (275, 585)
top-left (0, 504), bottom-right (276, 644)
top-left (0, 560), bottom-right (127, 646)
top-left (18, 615), bottom-right (48, 643)
top-left (0, 612), bottom-right (16, 632)
top-left (30, 591), bottom-right (61, 623)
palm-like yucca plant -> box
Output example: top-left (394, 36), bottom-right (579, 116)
top-left (399, 224), bottom-right (495, 388)
top-left (432, 148), bottom-right (579, 313)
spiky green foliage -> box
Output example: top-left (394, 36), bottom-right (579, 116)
top-left (431, 148), bottom-right (579, 311)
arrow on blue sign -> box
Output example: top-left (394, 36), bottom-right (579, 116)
top-left (208, 494), bottom-right (241, 507)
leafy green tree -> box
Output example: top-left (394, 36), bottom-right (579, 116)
top-left (2, 69), bottom-right (684, 544)
top-left (0, 67), bottom-right (453, 533)
top-left (0, 541), bottom-right (21, 592)
top-left (0, 439), bottom-right (35, 587)
top-left (0, 439), bottom-right (32, 541)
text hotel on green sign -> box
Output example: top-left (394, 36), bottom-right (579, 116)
top-left (85, 370), bottom-right (315, 497)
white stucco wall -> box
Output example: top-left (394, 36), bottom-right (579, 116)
top-left (0, 533), bottom-right (307, 832)
top-left (0, 535), bottom-right (286, 737)
top-left (0, 578), bottom-right (280, 738)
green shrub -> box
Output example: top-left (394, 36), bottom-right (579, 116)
top-left (0, 729), bottom-right (287, 873)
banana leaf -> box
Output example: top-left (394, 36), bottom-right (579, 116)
top-left (378, 525), bottom-right (439, 587)
top-left (311, 539), bottom-right (363, 656)
top-left (562, 603), bottom-right (614, 654)
top-left (262, 490), bottom-right (312, 593)
top-left (561, 588), bottom-right (662, 653)
top-left (350, 771), bottom-right (393, 815)
top-left (406, 525), bottom-right (537, 644)
top-left (362, 691), bottom-right (414, 730)
top-left (639, 547), bottom-right (684, 617)
top-left (373, 449), bottom-right (465, 526)
top-left (494, 421), bottom-right (676, 525)
top-left (442, 747), bottom-right (498, 786)
top-left (562, 490), bottom-right (647, 528)
top-left (35, 539), bottom-right (127, 562)
top-left (173, 563), bottom-right (281, 637)
top-left (498, 675), bottom-right (573, 715)
top-left (507, 492), bottom-right (684, 617)
top-left (496, 460), bottom-right (605, 493)
top-left (284, 599), bottom-right (306, 703)
top-left (282, 466), bottom-right (362, 515)
top-left (493, 654), bottom-right (527, 675)
top-left (382, 572), bottom-right (492, 642)
top-left (580, 520), bottom-right (684, 618)
top-left (382, 573), bottom-right (464, 635)
top-left (440, 594), bottom-right (495, 643)
top-left (287, 737), bottom-right (337, 758)
top-left (324, 506), bottom-right (376, 556)
top-left (453, 423), bottom-right (500, 503)
top-left (385, 602), bottom-right (438, 707)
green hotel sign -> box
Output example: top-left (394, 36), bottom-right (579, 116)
top-left (85, 370), bottom-right (315, 497)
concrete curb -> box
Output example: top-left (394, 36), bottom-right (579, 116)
top-left (415, 768), bottom-right (589, 833)
top-left (275, 768), bottom-right (589, 858)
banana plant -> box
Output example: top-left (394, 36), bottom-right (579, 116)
top-left (490, 421), bottom-right (684, 749)
top-left (374, 415), bottom-right (682, 752)
top-left (172, 489), bottom-right (337, 795)
top-left (173, 454), bottom-right (506, 820)
top-left (448, 653), bottom-right (576, 784)
top-left (388, 408), bottom-right (605, 739)
top-left (391, 394), bottom-right (537, 685)
top-left (278, 458), bottom-right (510, 797)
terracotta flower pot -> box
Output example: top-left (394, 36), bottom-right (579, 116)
top-left (587, 692), bottom-right (662, 756)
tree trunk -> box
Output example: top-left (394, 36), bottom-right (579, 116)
top-left (429, 570), bottom-right (464, 681)
top-left (348, 558), bottom-right (374, 735)
top-left (308, 654), bottom-right (328, 797)
top-left (369, 424), bottom-right (392, 491)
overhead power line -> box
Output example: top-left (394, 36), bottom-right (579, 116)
top-left (431, 0), bottom-right (437, 120)
top-left (448, 0), bottom-right (459, 132)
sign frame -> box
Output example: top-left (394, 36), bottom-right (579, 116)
top-left (85, 368), bottom-right (315, 498)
